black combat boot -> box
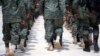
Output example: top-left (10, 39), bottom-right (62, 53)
top-left (83, 40), bottom-right (90, 52)
top-left (93, 26), bottom-right (99, 52)
top-left (93, 37), bottom-right (99, 52)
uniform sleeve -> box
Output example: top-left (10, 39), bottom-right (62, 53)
top-left (59, 0), bottom-right (66, 16)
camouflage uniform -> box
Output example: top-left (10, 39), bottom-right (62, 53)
top-left (18, 0), bottom-right (35, 47)
top-left (0, 0), bottom-right (27, 50)
top-left (26, 0), bottom-right (35, 30)
top-left (72, 0), bottom-right (91, 52)
top-left (40, 0), bottom-right (66, 46)
top-left (0, 0), bottom-right (23, 48)
top-left (86, 0), bottom-right (100, 52)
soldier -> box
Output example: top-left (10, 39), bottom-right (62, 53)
top-left (39, 0), bottom-right (66, 51)
top-left (0, 0), bottom-right (30, 56)
top-left (85, 0), bottom-right (100, 52)
top-left (72, 0), bottom-right (91, 52)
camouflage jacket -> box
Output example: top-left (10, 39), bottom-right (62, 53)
top-left (39, 0), bottom-right (66, 19)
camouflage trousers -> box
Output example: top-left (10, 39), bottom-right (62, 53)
top-left (45, 19), bottom-right (63, 43)
top-left (3, 22), bottom-right (28, 45)
top-left (3, 23), bottom-right (20, 45)
top-left (72, 23), bottom-right (77, 36)
top-left (77, 19), bottom-right (90, 40)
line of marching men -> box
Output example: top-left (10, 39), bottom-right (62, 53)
top-left (38, 0), bottom-right (100, 53)
top-left (0, 0), bottom-right (100, 56)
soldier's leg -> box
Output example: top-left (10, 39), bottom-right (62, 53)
top-left (78, 20), bottom-right (85, 47)
top-left (88, 27), bottom-right (93, 46)
top-left (78, 29), bottom-right (85, 48)
top-left (2, 23), bottom-right (11, 55)
top-left (72, 24), bottom-right (78, 44)
top-left (83, 35), bottom-right (90, 52)
top-left (83, 29), bottom-right (90, 52)
top-left (19, 19), bottom-right (28, 51)
top-left (45, 19), bottom-right (54, 51)
top-left (93, 25), bottom-right (99, 52)
top-left (9, 23), bottom-right (20, 55)
top-left (78, 30), bottom-right (85, 48)
top-left (77, 21), bottom-right (80, 42)
top-left (54, 19), bottom-right (63, 48)
top-left (19, 28), bottom-right (28, 51)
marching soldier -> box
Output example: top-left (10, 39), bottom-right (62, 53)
top-left (39, 0), bottom-right (66, 51)
top-left (72, 0), bottom-right (91, 52)
top-left (0, 0), bottom-right (23, 56)
top-left (86, 0), bottom-right (100, 52)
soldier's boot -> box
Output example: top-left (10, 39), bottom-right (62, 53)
top-left (24, 39), bottom-right (27, 47)
top-left (93, 37), bottom-right (99, 52)
top-left (83, 40), bottom-right (90, 52)
top-left (54, 36), bottom-right (61, 49)
top-left (6, 51), bottom-right (14, 56)
top-left (60, 34), bottom-right (62, 46)
top-left (6, 44), bottom-right (15, 56)
top-left (4, 43), bottom-right (12, 56)
top-left (93, 26), bottom-right (99, 52)
top-left (72, 36), bottom-right (77, 44)
top-left (47, 43), bottom-right (54, 51)
top-left (77, 35), bottom-right (80, 42)
top-left (5, 48), bottom-right (10, 56)
top-left (79, 39), bottom-right (85, 48)
top-left (19, 39), bottom-right (25, 52)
